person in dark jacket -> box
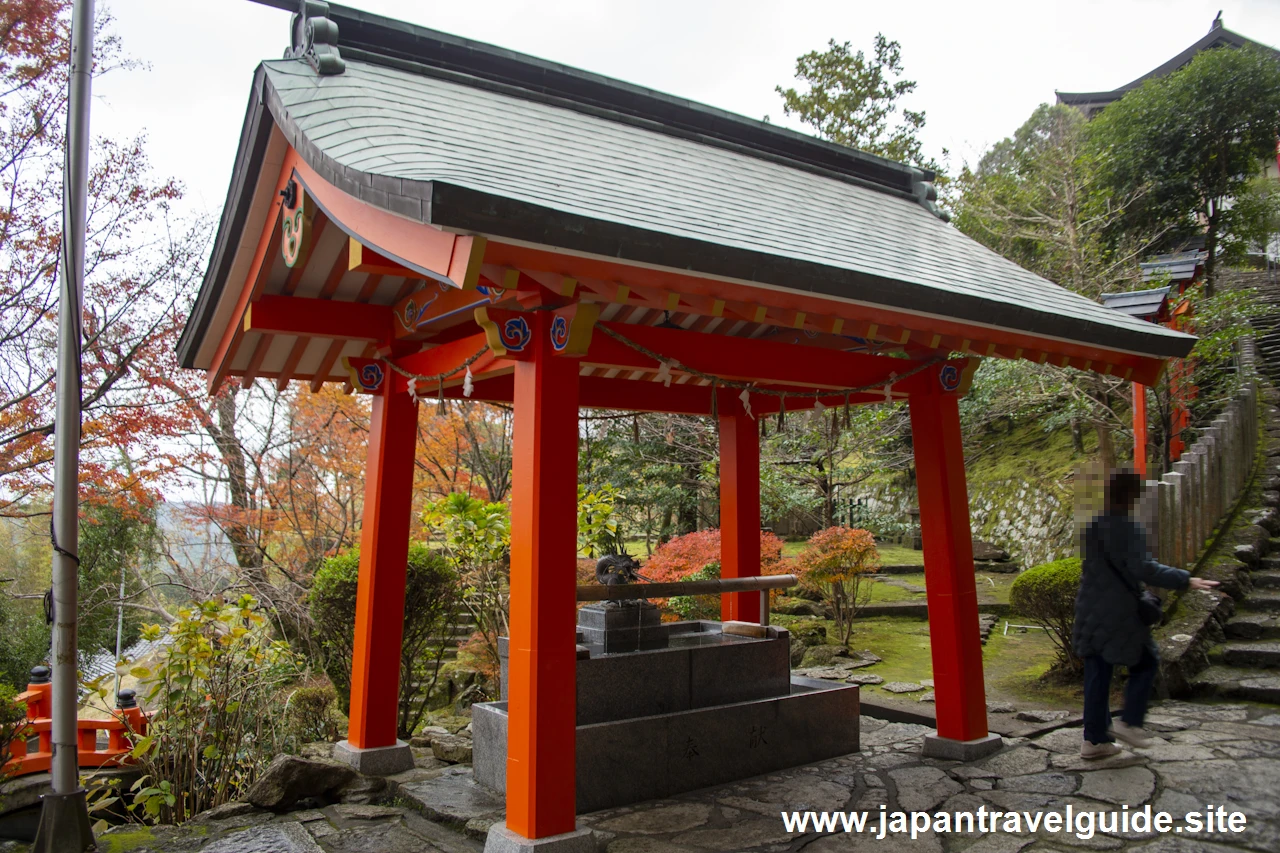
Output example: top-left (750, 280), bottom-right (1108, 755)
top-left (1072, 468), bottom-right (1219, 758)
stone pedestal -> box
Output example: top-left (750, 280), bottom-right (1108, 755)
top-left (333, 739), bottom-right (414, 775)
top-left (921, 731), bottom-right (1003, 760)
top-left (577, 602), bottom-right (668, 653)
top-left (484, 822), bottom-right (596, 853)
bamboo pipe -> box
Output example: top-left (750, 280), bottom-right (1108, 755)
top-left (576, 574), bottom-right (798, 602)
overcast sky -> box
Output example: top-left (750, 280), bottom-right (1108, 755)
top-left (92, 0), bottom-right (1280, 223)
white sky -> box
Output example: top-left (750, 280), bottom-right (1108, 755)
top-left (92, 0), bottom-right (1280, 223)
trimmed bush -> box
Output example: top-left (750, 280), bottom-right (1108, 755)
top-left (1009, 557), bottom-right (1082, 672)
top-left (310, 543), bottom-right (458, 738)
top-left (668, 563), bottom-right (722, 621)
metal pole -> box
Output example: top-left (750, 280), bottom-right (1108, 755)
top-left (114, 557), bottom-right (125, 700)
top-left (34, 0), bottom-right (95, 850)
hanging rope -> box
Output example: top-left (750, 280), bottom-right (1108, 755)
top-left (382, 343), bottom-right (491, 390)
top-left (597, 325), bottom-right (946, 403)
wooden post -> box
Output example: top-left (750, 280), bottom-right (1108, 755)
top-left (506, 313), bottom-right (580, 840)
top-left (908, 391), bottom-right (994, 755)
top-left (342, 377), bottom-right (419, 772)
top-left (720, 409), bottom-right (761, 623)
top-left (1133, 383), bottom-right (1148, 478)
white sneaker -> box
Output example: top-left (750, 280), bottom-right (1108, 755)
top-left (1110, 721), bottom-right (1157, 748)
top-left (1081, 740), bottom-right (1122, 759)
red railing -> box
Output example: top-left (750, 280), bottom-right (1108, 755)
top-left (3, 679), bottom-right (149, 777)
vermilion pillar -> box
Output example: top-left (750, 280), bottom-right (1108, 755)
top-left (346, 378), bottom-right (419, 759)
top-left (506, 315), bottom-right (580, 840)
top-left (719, 410), bottom-right (761, 622)
top-left (909, 391), bottom-right (993, 754)
top-left (1133, 382), bottom-right (1148, 478)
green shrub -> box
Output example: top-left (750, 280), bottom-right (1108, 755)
top-left (310, 543), bottom-right (458, 738)
top-left (125, 595), bottom-right (303, 823)
top-left (668, 563), bottom-right (721, 620)
top-left (283, 683), bottom-right (343, 746)
top-left (1009, 557), bottom-right (1082, 673)
top-left (0, 682), bottom-right (27, 788)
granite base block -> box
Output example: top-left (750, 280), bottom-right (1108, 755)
top-left (484, 823), bottom-right (596, 853)
top-left (474, 676), bottom-right (859, 813)
top-left (577, 603), bottom-right (660, 630)
top-left (921, 731), bottom-right (1003, 760)
top-left (332, 739), bottom-right (415, 775)
top-left (578, 624), bottom-right (669, 653)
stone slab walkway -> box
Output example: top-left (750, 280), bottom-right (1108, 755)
top-left (23, 699), bottom-right (1276, 853)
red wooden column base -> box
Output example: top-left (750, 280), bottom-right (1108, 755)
top-left (909, 392), bottom-right (1000, 760)
top-left (505, 314), bottom-right (581, 840)
top-left (338, 378), bottom-right (419, 775)
top-left (719, 411), bottom-right (761, 622)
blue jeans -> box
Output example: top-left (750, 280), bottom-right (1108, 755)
top-left (1082, 647), bottom-right (1159, 744)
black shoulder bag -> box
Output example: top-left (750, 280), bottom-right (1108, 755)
top-left (1102, 552), bottom-right (1164, 627)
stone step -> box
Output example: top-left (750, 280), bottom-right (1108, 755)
top-left (1211, 640), bottom-right (1280, 668)
top-left (1237, 591), bottom-right (1280, 613)
top-left (1188, 664), bottom-right (1280, 704)
top-left (1252, 570), bottom-right (1280, 589)
top-left (1225, 613), bottom-right (1280, 640)
top-left (1258, 556), bottom-right (1280, 571)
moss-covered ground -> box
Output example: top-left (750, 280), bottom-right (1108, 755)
top-left (775, 610), bottom-right (1080, 710)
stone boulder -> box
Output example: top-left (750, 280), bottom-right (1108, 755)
top-left (789, 623), bottom-right (828, 646)
top-left (972, 539), bottom-right (1009, 562)
top-left (245, 755), bottom-right (355, 811)
top-left (409, 725), bottom-right (449, 748)
top-left (772, 598), bottom-right (830, 618)
top-left (799, 644), bottom-right (850, 668)
top-left (431, 733), bottom-right (474, 764)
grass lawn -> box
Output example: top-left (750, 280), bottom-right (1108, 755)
top-left (886, 571), bottom-right (1017, 605)
top-left (777, 540), bottom-right (924, 566)
top-left (774, 610), bottom-right (1079, 711)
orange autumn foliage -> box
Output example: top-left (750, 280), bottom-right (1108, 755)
top-left (643, 528), bottom-right (785, 582)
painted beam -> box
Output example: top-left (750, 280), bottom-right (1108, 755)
top-left (244, 295), bottom-right (392, 342)
top-left (483, 241), bottom-right (1169, 385)
top-left (587, 322), bottom-right (955, 391)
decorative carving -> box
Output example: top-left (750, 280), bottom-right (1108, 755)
top-left (280, 181), bottom-right (314, 269)
top-left (396, 292), bottom-right (440, 334)
top-left (939, 363), bottom-right (961, 392)
top-left (474, 307), bottom-right (534, 358)
top-left (287, 1), bottom-right (345, 76)
top-left (342, 357), bottom-right (385, 393)
top-left (594, 553), bottom-right (648, 608)
top-left (549, 303), bottom-right (601, 356)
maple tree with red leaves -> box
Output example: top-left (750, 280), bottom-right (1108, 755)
top-left (794, 526), bottom-right (881, 643)
top-left (0, 1), bottom-right (209, 518)
top-left (643, 528), bottom-right (786, 582)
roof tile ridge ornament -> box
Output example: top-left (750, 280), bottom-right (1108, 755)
top-left (287, 0), bottom-right (345, 76)
top-left (910, 168), bottom-right (949, 222)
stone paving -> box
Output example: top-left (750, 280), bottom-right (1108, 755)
top-left (56, 698), bottom-right (1278, 853)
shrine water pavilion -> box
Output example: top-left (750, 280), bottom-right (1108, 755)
top-left (177, 3), bottom-right (1196, 850)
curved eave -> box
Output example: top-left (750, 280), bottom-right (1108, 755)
top-left (181, 66), bottom-right (1195, 378)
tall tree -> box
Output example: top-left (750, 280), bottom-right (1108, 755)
top-left (776, 34), bottom-right (941, 174)
top-left (0, 1), bottom-right (209, 516)
top-left (1088, 44), bottom-right (1280, 294)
